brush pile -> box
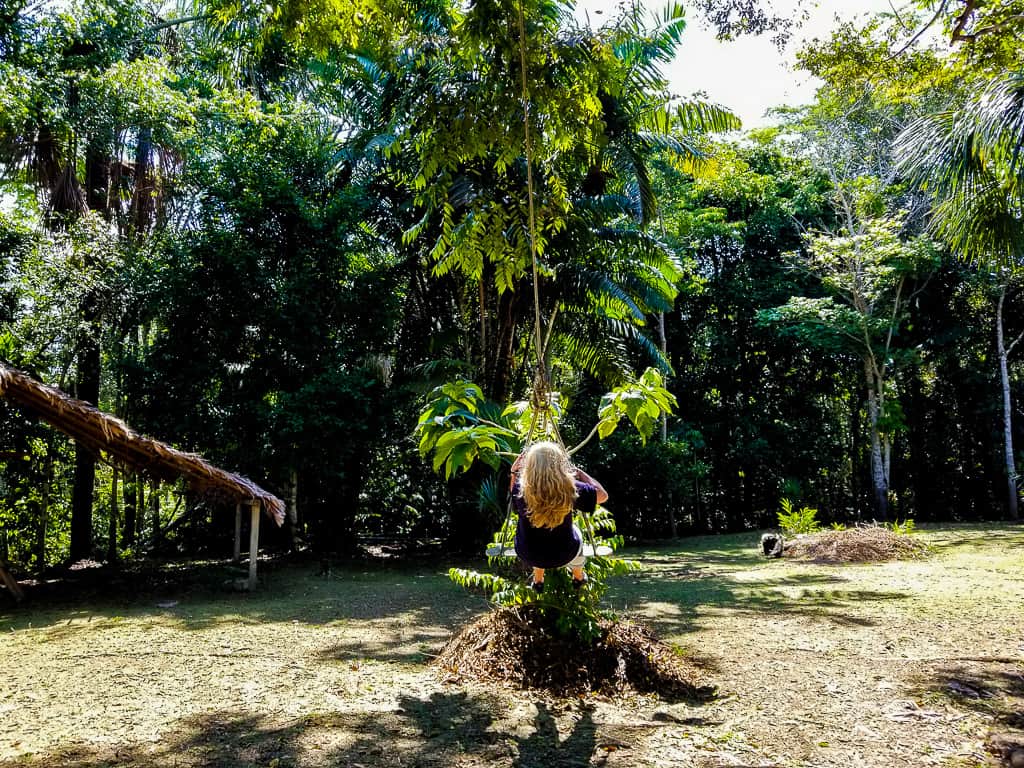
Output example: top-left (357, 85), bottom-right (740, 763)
top-left (784, 525), bottom-right (928, 563)
top-left (435, 605), bottom-right (714, 700)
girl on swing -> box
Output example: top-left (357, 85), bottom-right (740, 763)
top-left (510, 441), bottom-right (609, 592)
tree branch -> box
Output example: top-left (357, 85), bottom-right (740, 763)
top-left (950, 0), bottom-right (979, 43)
top-left (892, 0), bottom-right (950, 57)
top-left (147, 14), bottom-right (212, 34)
top-left (959, 14), bottom-right (1024, 42)
top-left (883, 275), bottom-right (906, 369)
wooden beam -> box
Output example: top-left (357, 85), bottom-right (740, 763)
top-left (248, 501), bottom-right (260, 590)
top-left (233, 502), bottom-right (242, 563)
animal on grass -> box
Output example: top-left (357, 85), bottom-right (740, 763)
top-left (760, 532), bottom-right (784, 558)
top-left (510, 441), bottom-right (609, 592)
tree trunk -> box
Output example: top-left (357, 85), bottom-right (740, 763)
top-left (130, 127), bottom-right (155, 236)
top-left (865, 358), bottom-right (888, 520)
top-left (35, 455), bottom-right (50, 574)
top-left (69, 317), bottom-right (100, 560)
top-left (107, 468), bottom-right (119, 563)
top-left (69, 132), bottom-right (114, 561)
top-left (656, 311), bottom-right (678, 538)
top-left (137, 480), bottom-right (145, 541)
top-left (84, 134), bottom-right (111, 215)
top-left (996, 287), bottom-right (1019, 520)
top-left (287, 468), bottom-right (299, 550)
top-left (122, 474), bottom-right (136, 547)
top-left (487, 288), bottom-right (521, 402)
top-left (904, 373), bottom-right (929, 518)
top-left (692, 476), bottom-right (702, 533)
top-left (150, 483), bottom-right (161, 550)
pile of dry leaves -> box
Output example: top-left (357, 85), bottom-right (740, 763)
top-left (784, 526), bottom-right (929, 563)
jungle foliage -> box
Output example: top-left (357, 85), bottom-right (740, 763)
top-left (0, 0), bottom-right (1022, 572)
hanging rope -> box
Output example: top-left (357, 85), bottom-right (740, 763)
top-left (487, 2), bottom-right (605, 558)
top-left (516, 0), bottom-right (550, 416)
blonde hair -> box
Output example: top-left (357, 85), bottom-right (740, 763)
top-left (519, 441), bottom-right (577, 529)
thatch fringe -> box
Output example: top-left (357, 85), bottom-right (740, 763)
top-left (0, 363), bottom-right (284, 525)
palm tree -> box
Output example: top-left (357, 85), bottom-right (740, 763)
top-left (0, 0), bottom-right (189, 558)
top-left (896, 71), bottom-right (1024, 520)
top-left (353, 0), bottom-right (738, 400)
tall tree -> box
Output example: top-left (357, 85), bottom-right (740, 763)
top-left (760, 216), bottom-right (939, 519)
top-left (897, 72), bottom-right (1024, 518)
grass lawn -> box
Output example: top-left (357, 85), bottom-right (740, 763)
top-left (1, 524), bottom-right (1021, 767)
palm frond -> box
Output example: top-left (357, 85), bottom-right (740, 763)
top-left (974, 71), bottom-right (1024, 183)
top-left (673, 100), bottom-right (742, 134)
top-left (896, 72), bottom-right (1024, 268)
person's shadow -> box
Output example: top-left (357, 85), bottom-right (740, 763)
top-left (514, 702), bottom-right (596, 768)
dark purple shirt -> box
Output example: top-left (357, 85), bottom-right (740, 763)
top-left (512, 480), bottom-right (598, 568)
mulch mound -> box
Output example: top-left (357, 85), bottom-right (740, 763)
top-left (784, 526), bottom-right (929, 563)
top-left (434, 605), bottom-right (715, 701)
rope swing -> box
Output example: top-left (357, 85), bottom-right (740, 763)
top-left (484, 1), bottom-right (610, 559)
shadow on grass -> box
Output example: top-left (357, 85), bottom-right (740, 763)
top-left (0, 691), bottom-right (608, 768)
top-left (610, 543), bottom-right (908, 636)
top-left (0, 561), bottom-right (478, 639)
top-left (914, 662), bottom-right (1024, 731)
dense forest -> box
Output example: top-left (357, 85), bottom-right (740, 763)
top-left (1, 0), bottom-right (1022, 571)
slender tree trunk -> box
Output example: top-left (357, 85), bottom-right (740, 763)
top-left (69, 316), bottom-right (100, 560)
top-left (905, 373), bottom-right (928, 517)
top-left (69, 133), bottom-right (113, 561)
top-left (656, 311), bottom-right (677, 537)
top-left (883, 435), bottom-right (893, 510)
top-left (136, 480), bottom-right (145, 541)
top-left (287, 468), bottom-right (299, 550)
top-left (996, 287), bottom-right (1020, 520)
top-left (865, 358), bottom-right (888, 520)
top-left (693, 476), bottom-right (702, 533)
top-left (150, 483), bottom-right (161, 550)
top-left (122, 473), bottom-right (136, 547)
top-left (107, 468), bottom-right (119, 563)
top-left (849, 388), bottom-right (860, 518)
top-left (487, 289), bottom-right (520, 402)
top-left (35, 455), bottom-right (50, 573)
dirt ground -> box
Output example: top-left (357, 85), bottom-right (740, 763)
top-left (0, 524), bottom-right (1021, 767)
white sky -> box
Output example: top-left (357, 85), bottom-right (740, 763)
top-left (575, 0), bottom-right (916, 128)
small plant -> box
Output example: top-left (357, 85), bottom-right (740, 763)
top-left (830, 522), bottom-right (847, 531)
top-left (884, 518), bottom-right (916, 536)
top-left (450, 504), bottom-right (640, 643)
top-left (777, 497), bottom-right (821, 536)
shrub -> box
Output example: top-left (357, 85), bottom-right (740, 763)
top-left (450, 505), bottom-right (640, 643)
top-left (777, 497), bottom-right (821, 536)
top-left (884, 518), bottom-right (916, 536)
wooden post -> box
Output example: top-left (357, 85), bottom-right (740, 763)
top-left (233, 502), bottom-right (242, 563)
top-left (247, 501), bottom-right (260, 590)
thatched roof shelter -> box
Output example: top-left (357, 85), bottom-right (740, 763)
top-left (0, 363), bottom-right (284, 525)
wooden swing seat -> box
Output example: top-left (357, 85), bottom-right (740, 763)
top-left (485, 543), bottom-right (613, 558)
